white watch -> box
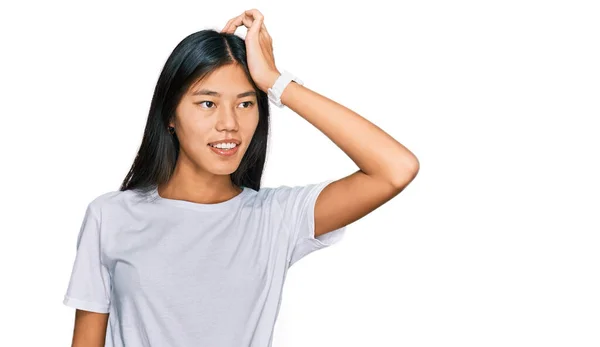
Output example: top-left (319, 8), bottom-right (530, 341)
top-left (267, 70), bottom-right (303, 108)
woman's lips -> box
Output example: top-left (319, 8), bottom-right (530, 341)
top-left (208, 143), bottom-right (239, 157)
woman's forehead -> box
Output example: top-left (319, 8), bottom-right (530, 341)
top-left (189, 67), bottom-right (254, 97)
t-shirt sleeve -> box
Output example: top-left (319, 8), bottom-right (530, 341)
top-left (63, 202), bottom-right (112, 313)
top-left (272, 179), bottom-right (347, 268)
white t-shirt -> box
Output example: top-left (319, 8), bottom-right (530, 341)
top-left (63, 179), bottom-right (346, 347)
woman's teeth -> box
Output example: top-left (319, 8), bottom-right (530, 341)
top-left (209, 143), bottom-right (238, 149)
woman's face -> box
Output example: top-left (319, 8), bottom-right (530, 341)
top-left (170, 64), bottom-right (260, 176)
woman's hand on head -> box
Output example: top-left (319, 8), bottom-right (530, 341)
top-left (221, 9), bottom-right (281, 92)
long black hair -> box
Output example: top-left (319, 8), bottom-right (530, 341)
top-left (119, 29), bottom-right (270, 194)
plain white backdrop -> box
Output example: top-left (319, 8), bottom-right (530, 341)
top-left (1, 0), bottom-right (598, 346)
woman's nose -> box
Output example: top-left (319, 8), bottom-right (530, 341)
top-left (215, 107), bottom-right (239, 130)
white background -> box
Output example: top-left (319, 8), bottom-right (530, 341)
top-left (1, 0), bottom-right (599, 346)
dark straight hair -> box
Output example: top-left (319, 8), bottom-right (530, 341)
top-left (119, 29), bottom-right (270, 194)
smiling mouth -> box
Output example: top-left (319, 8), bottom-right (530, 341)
top-left (207, 143), bottom-right (240, 157)
top-left (207, 143), bottom-right (239, 149)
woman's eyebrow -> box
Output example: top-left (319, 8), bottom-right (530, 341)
top-left (192, 89), bottom-right (256, 98)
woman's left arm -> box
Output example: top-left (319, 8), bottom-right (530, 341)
top-left (280, 80), bottom-right (419, 185)
top-left (275, 78), bottom-right (420, 238)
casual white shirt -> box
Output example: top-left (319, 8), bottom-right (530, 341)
top-left (63, 179), bottom-right (346, 346)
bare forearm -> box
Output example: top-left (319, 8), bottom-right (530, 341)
top-left (279, 81), bottom-right (419, 185)
top-left (71, 310), bottom-right (108, 347)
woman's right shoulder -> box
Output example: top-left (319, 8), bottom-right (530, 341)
top-left (86, 188), bottom-right (142, 212)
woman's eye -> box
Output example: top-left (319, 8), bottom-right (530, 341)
top-left (196, 101), bottom-right (254, 109)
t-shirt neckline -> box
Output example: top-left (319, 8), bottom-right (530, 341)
top-left (149, 185), bottom-right (248, 211)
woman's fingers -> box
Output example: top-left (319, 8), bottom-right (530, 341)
top-left (246, 14), bottom-right (262, 41)
top-left (244, 9), bottom-right (264, 22)
top-left (242, 9), bottom-right (271, 46)
top-left (221, 13), bottom-right (247, 33)
top-left (222, 10), bottom-right (262, 34)
top-left (223, 14), bottom-right (245, 33)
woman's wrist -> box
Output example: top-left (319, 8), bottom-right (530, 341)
top-left (260, 70), bottom-right (281, 93)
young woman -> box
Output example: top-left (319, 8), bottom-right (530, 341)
top-left (63, 9), bottom-right (419, 347)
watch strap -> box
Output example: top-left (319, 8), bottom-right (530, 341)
top-left (268, 70), bottom-right (303, 108)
